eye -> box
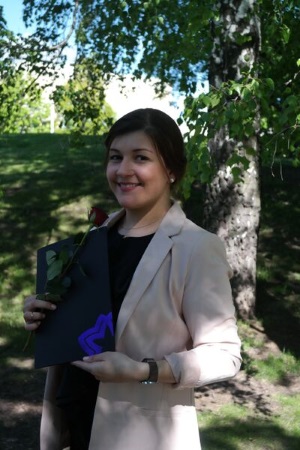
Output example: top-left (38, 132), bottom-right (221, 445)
top-left (135, 154), bottom-right (149, 162)
top-left (108, 153), bottom-right (122, 161)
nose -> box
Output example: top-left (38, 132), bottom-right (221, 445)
top-left (116, 157), bottom-right (134, 176)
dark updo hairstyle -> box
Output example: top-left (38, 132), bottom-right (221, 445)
top-left (104, 108), bottom-right (187, 185)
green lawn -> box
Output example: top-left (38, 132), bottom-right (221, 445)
top-left (0, 133), bottom-right (300, 449)
top-left (0, 133), bottom-right (118, 333)
top-left (198, 395), bottom-right (300, 450)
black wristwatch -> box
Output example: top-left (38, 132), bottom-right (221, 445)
top-left (140, 358), bottom-right (158, 384)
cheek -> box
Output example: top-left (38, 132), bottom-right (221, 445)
top-left (105, 166), bottom-right (114, 188)
top-left (106, 164), bottom-right (113, 179)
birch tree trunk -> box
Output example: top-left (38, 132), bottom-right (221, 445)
top-left (204, 0), bottom-right (261, 319)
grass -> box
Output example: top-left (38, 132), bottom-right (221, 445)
top-left (1, 133), bottom-right (300, 449)
top-left (254, 352), bottom-right (300, 383)
top-left (0, 133), bottom-right (118, 330)
top-left (198, 398), bottom-right (300, 450)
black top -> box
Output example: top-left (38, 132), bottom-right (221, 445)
top-left (56, 225), bottom-right (154, 449)
top-left (108, 225), bottom-right (154, 328)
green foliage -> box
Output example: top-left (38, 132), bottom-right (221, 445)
top-left (0, 10), bottom-right (52, 133)
top-left (18, 1), bottom-right (299, 191)
top-left (53, 58), bottom-right (115, 137)
top-left (37, 214), bottom-right (104, 303)
top-left (182, 74), bottom-right (275, 187)
top-left (0, 70), bottom-right (51, 133)
top-left (23, 0), bottom-right (213, 93)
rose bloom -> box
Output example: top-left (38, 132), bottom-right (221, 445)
top-left (88, 207), bottom-right (108, 227)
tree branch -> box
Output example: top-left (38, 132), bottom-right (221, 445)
top-left (47, 0), bottom-right (80, 52)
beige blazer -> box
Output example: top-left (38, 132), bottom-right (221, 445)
top-left (41, 202), bottom-right (241, 450)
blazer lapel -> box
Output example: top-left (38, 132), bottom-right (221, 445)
top-left (115, 202), bottom-right (186, 343)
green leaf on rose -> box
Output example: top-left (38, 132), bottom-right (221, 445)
top-left (46, 278), bottom-right (67, 295)
top-left (46, 294), bottom-right (63, 303)
top-left (58, 245), bottom-right (70, 266)
top-left (47, 259), bottom-right (63, 280)
top-left (37, 293), bottom-right (63, 303)
top-left (46, 250), bottom-right (57, 265)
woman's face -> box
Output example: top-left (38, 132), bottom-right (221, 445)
top-left (106, 130), bottom-right (173, 215)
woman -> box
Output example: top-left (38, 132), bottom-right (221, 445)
top-left (24, 108), bottom-right (241, 450)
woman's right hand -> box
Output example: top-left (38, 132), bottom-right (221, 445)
top-left (23, 295), bottom-right (57, 331)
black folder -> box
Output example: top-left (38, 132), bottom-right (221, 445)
top-left (34, 227), bottom-right (114, 369)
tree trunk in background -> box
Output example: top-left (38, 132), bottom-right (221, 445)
top-left (204, 0), bottom-right (261, 319)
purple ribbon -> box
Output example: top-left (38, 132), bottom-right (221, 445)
top-left (78, 312), bottom-right (114, 356)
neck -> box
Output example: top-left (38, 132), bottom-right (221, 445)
top-left (121, 202), bottom-right (171, 229)
top-left (120, 218), bottom-right (162, 231)
top-left (119, 202), bottom-right (171, 236)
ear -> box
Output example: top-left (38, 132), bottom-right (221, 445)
top-left (167, 169), bottom-right (176, 184)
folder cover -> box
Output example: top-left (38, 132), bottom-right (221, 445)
top-left (35, 227), bottom-right (114, 369)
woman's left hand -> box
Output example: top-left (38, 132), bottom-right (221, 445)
top-left (72, 351), bottom-right (147, 383)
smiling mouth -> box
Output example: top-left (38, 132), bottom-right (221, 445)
top-left (118, 182), bottom-right (141, 190)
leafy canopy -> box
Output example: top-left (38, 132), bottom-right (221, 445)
top-left (9, 1), bottom-right (300, 178)
top-left (53, 57), bottom-right (115, 137)
top-left (0, 8), bottom-right (51, 133)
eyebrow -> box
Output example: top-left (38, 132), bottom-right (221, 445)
top-left (108, 147), bottom-right (154, 153)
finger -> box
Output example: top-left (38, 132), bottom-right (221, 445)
top-left (82, 354), bottom-right (105, 363)
top-left (24, 310), bottom-right (45, 323)
top-left (72, 361), bottom-right (94, 373)
top-left (26, 310), bottom-right (35, 322)
top-left (32, 300), bottom-right (57, 312)
top-left (84, 351), bottom-right (115, 361)
top-left (24, 321), bottom-right (41, 331)
top-left (23, 295), bottom-right (57, 313)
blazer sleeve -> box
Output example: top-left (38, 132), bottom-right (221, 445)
top-left (164, 232), bottom-right (242, 389)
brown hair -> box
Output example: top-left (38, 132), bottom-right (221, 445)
top-left (105, 108), bottom-right (187, 184)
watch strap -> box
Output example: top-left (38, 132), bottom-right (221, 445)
top-left (141, 358), bottom-right (158, 384)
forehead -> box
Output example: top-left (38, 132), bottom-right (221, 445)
top-left (109, 130), bottom-right (156, 151)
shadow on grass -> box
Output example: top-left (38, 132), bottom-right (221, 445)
top-left (0, 408), bottom-right (41, 450)
top-left (256, 166), bottom-right (300, 358)
top-left (0, 133), bottom-right (119, 448)
top-left (199, 420), bottom-right (300, 450)
top-left (0, 362), bottom-right (45, 450)
top-left (1, 136), bottom-right (300, 448)
top-left (0, 133), bottom-right (118, 320)
top-left (0, 325), bottom-right (46, 450)
top-left (0, 134), bottom-right (115, 281)
top-left (185, 166), bottom-right (300, 359)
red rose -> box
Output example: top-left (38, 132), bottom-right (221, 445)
top-left (88, 207), bottom-right (108, 227)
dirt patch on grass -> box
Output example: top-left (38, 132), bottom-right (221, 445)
top-left (195, 370), bottom-right (300, 417)
top-left (195, 326), bottom-right (300, 416)
top-left (1, 328), bottom-right (299, 449)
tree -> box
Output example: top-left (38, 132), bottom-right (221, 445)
top-left (185, 0), bottom-right (262, 318)
top-left (53, 58), bottom-right (115, 137)
top-left (20, 0), bottom-right (300, 318)
top-left (0, 69), bottom-right (52, 133)
top-left (0, 7), bottom-right (51, 133)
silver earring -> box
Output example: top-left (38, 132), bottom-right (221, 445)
top-left (170, 177), bottom-right (175, 183)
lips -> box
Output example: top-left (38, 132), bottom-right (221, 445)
top-left (118, 182), bottom-right (141, 191)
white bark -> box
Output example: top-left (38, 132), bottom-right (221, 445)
top-left (205, 0), bottom-right (261, 318)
